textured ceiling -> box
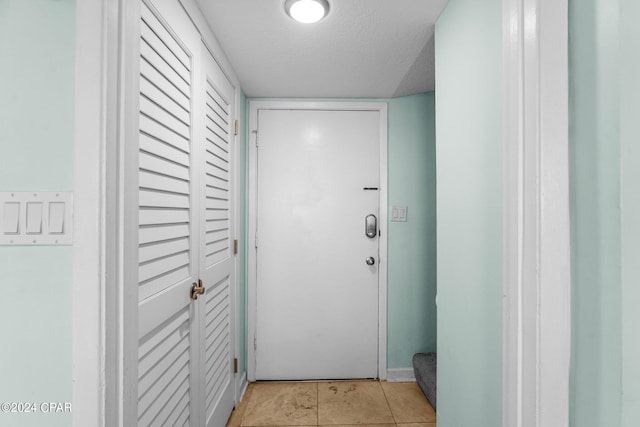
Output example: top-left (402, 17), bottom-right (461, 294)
top-left (195, 0), bottom-right (449, 98)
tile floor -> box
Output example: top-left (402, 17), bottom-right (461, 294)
top-left (226, 380), bottom-right (436, 427)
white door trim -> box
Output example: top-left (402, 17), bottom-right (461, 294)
top-left (247, 101), bottom-right (388, 381)
top-left (502, 0), bottom-right (570, 426)
top-left (72, 0), bottom-right (120, 426)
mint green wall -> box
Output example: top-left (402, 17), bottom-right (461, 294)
top-left (0, 1), bottom-right (75, 426)
top-left (569, 0), bottom-right (640, 425)
top-left (434, 0), bottom-right (502, 425)
top-left (387, 93), bottom-right (437, 367)
top-left (246, 95), bottom-right (438, 369)
top-left (619, 2), bottom-right (640, 424)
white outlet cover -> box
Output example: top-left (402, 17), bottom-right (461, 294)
top-left (391, 205), bottom-right (408, 222)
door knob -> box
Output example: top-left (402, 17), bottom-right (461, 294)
top-left (191, 279), bottom-right (206, 300)
top-left (366, 257), bottom-right (376, 266)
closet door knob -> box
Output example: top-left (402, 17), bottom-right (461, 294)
top-left (190, 279), bottom-right (206, 300)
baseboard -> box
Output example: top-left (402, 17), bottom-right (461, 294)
top-left (236, 371), bottom-right (248, 403)
top-left (386, 368), bottom-right (416, 382)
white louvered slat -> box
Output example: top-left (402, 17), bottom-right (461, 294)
top-left (205, 209), bottom-right (228, 221)
top-left (140, 20), bottom-right (189, 84)
top-left (139, 223), bottom-right (189, 245)
top-left (139, 367), bottom-right (189, 426)
top-left (206, 185), bottom-right (228, 201)
top-left (206, 104), bottom-right (228, 131)
top-left (138, 306), bottom-right (190, 361)
top-left (139, 190), bottom-right (190, 209)
top-left (205, 141), bottom-right (228, 158)
top-left (205, 126), bottom-right (229, 152)
top-left (140, 172), bottom-right (190, 196)
top-left (206, 220), bottom-right (229, 233)
top-left (141, 96), bottom-right (190, 139)
top-left (140, 60), bottom-right (190, 112)
top-left (140, 133), bottom-right (190, 167)
top-left (205, 83), bottom-right (229, 116)
top-left (139, 265), bottom-right (191, 302)
top-left (151, 379), bottom-right (190, 427)
top-left (205, 151), bottom-right (229, 174)
top-left (139, 150), bottom-right (190, 180)
top-left (139, 251), bottom-right (190, 283)
top-left (140, 39), bottom-right (190, 96)
top-left (140, 114), bottom-right (190, 154)
top-left (140, 2), bottom-right (190, 69)
top-left (163, 393), bottom-right (191, 427)
top-left (140, 77), bottom-right (190, 125)
top-left (139, 208), bottom-right (189, 226)
top-left (205, 124), bottom-right (228, 149)
top-left (205, 198), bottom-right (229, 211)
top-left (138, 334), bottom-right (189, 397)
top-left (205, 174), bottom-right (228, 191)
top-left (139, 237), bottom-right (190, 264)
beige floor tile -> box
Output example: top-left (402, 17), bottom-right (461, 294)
top-left (227, 383), bottom-right (256, 426)
top-left (317, 381), bottom-right (395, 425)
top-left (319, 425), bottom-right (396, 427)
top-left (396, 424), bottom-right (436, 427)
top-left (381, 382), bottom-right (436, 424)
top-left (241, 382), bottom-right (318, 426)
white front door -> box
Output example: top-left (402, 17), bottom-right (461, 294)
top-left (254, 108), bottom-right (383, 380)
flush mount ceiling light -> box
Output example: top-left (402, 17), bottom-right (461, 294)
top-left (285, 0), bottom-right (330, 24)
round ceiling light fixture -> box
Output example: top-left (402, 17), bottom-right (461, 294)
top-left (285, 0), bottom-right (330, 24)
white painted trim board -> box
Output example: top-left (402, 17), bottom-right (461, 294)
top-left (502, 0), bottom-right (570, 426)
top-left (386, 368), bottom-right (416, 383)
top-left (72, 0), bottom-right (120, 425)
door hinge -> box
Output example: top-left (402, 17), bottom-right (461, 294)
top-left (233, 358), bottom-right (238, 374)
top-left (254, 334), bottom-right (257, 350)
top-left (252, 130), bottom-right (258, 147)
top-left (233, 239), bottom-right (238, 255)
top-left (254, 233), bottom-right (258, 249)
top-left (234, 119), bottom-right (239, 136)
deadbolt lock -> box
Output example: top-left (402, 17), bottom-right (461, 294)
top-left (191, 279), bottom-right (206, 300)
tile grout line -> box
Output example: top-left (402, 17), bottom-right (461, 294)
top-left (379, 380), bottom-right (398, 426)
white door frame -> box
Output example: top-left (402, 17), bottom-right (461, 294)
top-left (246, 101), bottom-right (389, 381)
top-left (73, 1), bottom-right (570, 425)
top-left (502, 0), bottom-right (570, 426)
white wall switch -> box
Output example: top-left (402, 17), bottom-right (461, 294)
top-left (49, 202), bottom-right (65, 234)
top-left (0, 192), bottom-right (73, 245)
top-left (391, 205), bottom-right (408, 222)
top-left (3, 202), bottom-right (20, 234)
top-left (26, 202), bottom-right (43, 234)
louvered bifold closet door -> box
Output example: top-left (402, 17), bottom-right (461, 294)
top-left (136, 1), bottom-right (198, 425)
top-left (199, 47), bottom-right (236, 427)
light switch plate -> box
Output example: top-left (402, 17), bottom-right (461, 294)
top-left (391, 205), bottom-right (408, 222)
top-left (0, 192), bottom-right (73, 245)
